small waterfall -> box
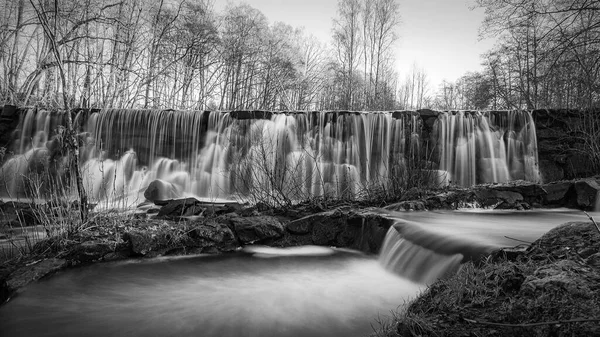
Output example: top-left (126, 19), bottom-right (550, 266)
top-left (378, 220), bottom-right (495, 284)
top-left (379, 227), bottom-right (463, 284)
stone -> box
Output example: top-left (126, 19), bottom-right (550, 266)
top-left (6, 258), bottom-right (67, 290)
top-left (287, 216), bottom-right (317, 235)
top-left (527, 222), bottom-right (600, 260)
top-left (65, 242), bottom-right (113, 263)
top-left (574, 179), bottom-right (600, 209)
top-left (542, 181), bottom-right (573, 204)
top-left (189, 221), bottom-right (238, 251)
top-left (566, 153), bottom-right (596, 178)
top-left (539, 159), bottom-right (564, 182)
top-left (156, 197), bottom-right (205, 218)
top-left (384, 200), bottom-right (426, 211)
top-left (312, 220), bottom-right (343, 246)
top-left (143, 179), bottom-right (181, 202)
top-left (491, 181), bottom-right (547, 202)
top-left (520, 260), bottom-right (598, 298)
top-left (123, 230), bottom-right (155, 255)
top-left (474, 188), bottom-right (524, 208)
top-left (229, 216), bottom-right (284, 244)
top-left (489, 246), bottom-right (527, 262)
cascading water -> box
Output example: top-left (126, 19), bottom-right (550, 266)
top-left (378, 225), bottom-right (464, 284)
top-left (0, 108), bottom-right (540, 204)
top-left (434, 110), bottom-right (540, 186)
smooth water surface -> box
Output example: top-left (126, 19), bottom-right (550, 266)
top-left (0, 249), bottom-right (420, 337)
top-left (385, 208), bottom-right (599, 248)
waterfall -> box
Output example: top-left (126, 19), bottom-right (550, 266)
top-left (378, 226), bottom-right (463, 284)
top-left (0, 109), bottom-right (540, 203)
top-left (433, 110), bottom-right (540, 187)
top-left (378, 220), bottom-right (495, 284)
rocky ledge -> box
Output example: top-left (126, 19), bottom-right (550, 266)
top-left (384, 176), bottom-right (600, 211)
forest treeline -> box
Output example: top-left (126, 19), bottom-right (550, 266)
top-left (0, 0), bottom-right (599, 111)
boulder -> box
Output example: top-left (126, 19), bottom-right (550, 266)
top-left (539, 159), bottom-right (564, 182)
top-left (573, 179), bottom-right (600, 209)
top-left (527, 221), bottom-right (600, 261)
top-left (520, 259), bottom-right (599, 298)
top-left (5, 258), bottom-right (67, 290)
top-left (156, 197), bottom-right (205, 218)
top-left (384, 200), bottom-right (426, 211)
top-left (123, 230), bottom-right (155, 255)
top-left (542, 181), bottom-right (573, 204)
top-left (189, 221), bottom-right (238, 251)
top-left (286, 208), bottom-right (347, 236)
top-left (143, 179), bottom-right (181, 202)
top-left (474, 188), bottom-right (524, 208)
top-left (229, 216), bottom-right (284, 244)
top-left (283, 208), bottom-right (393, 252)
top-left (491, 181), bottom-right (547, 203)
top-left (65, 241), bottom-right (113, 263)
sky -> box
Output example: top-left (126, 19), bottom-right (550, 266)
top-left (214, 0), bottom-right (497, 90)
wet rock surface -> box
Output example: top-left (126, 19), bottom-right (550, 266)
top-left (143, 179), bottom-right (182, 202)
top-left (228, 216), bottom-right (284, 244)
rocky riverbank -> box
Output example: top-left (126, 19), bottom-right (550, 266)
top-left (379, 220), bottom-right (600, 337)
top-left (0, 202), bottom-right (394, 304)
top-left (1, 176), bottom-right (599, 315)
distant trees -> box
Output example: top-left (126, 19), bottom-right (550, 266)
top-left (330, 0), bottom-right (401, 110)
top-left (0, 0), bottom-right (404, 111)
top-left (474, 0), bottom-right (600, 110)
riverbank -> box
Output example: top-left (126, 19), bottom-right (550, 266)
top-left (374, 220), bottom-right (600, 337)
top-left (1, 178), bottom-right (600, 333)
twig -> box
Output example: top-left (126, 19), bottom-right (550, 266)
top-left (583, 211), bottom-right (600, 234)
top-left (504, 236), bottom-right (533, 244)
top-left (463, 317), bottom-right (600, 327)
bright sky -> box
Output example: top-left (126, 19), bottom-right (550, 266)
top-left (215, 0), bottom-right (497, 91)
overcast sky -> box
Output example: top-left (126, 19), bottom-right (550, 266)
top-left (215, 0), bottom-right (496, 90)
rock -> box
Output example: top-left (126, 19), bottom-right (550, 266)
top-left (156, 197), bottom-right (205, 218)
top-left (542, 181), bottom-right (573, 204)
top-left (312, 219), bottom-right (343, 246)
top-left (574, 179), bottom-right (600, 209)
top-left (491, 181), bottom-right (547, 203)
top-left (520, 260), bottom-right (598, 298)
top-left (566, 154), bottom-right (596, 178)
top-left (489, 246), bottom-right (528, 262)
top-left (286, 217), bottom-right (315, 235)
top-left (65, 242), bottom-right (113, 263)
top-left (283, 208), bottom-right (393, 252)
top-left (144, 179), bottom-right (181, 202)
top-left (384, 200), bottom-right (426, 211)
top-left (286, 208), bottom-right (346, 237)
top-left (6, 258), bottom-right (67, 290)
top-left (539, 159), bottom-right (564, 182)
top-left (188, 221), bottom-right (238, 251)
top-left (123, 230), bottom-right (155, 255)
top-left (474, 188), bottom-right (524, 208)
top-left (527, 221), bottom-right (600, 260)
top-left (229, 216), bottom-right (284, 244)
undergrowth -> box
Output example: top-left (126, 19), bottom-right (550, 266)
top-left (372, 252), bottom-right (600, 337)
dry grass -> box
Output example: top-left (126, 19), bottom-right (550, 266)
top-left (373, 251), bottom-right (600, 337)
